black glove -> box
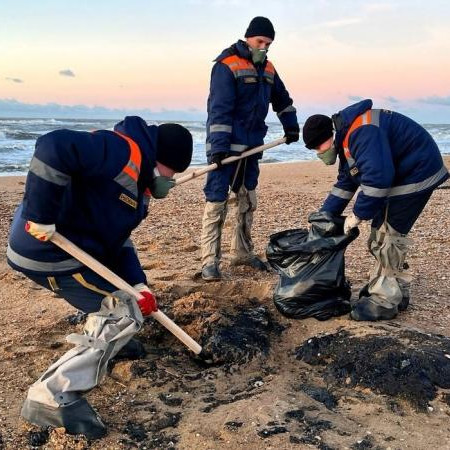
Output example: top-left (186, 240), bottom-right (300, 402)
top-left (283, 125), bottom-right (300, 145)
top-left (210, 152), bottom-right (228, 168)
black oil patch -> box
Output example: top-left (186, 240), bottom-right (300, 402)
top-left (295, 327), bottom-right (450, 411)
top-left (28, 428), bottom-right (49, 447)
top-left (199, 305), bottom-right (283, 366)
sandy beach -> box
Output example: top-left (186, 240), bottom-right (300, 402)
top-left (0, 158), bottom-right (449, 449)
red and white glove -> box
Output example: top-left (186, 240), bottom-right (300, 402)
top-left (134, 283), bottom-right (158, 316)
top-left (25, 221), bottom-right (56, 241)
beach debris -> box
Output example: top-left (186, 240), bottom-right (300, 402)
top-left (225, 421), bottom-right (243, 431)
top-left (28, 428), bottom-right (49, 447)
top-left (257, 425), bottom-right (288, 439)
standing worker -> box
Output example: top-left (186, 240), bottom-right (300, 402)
top-left (7, 116), bottom-right (193, 439)
top-left (302, 99), bottom-right (449, 321)
top-left (201, 16), bottom-right (300, 281)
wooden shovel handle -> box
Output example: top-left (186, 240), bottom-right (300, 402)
top-left (50, 232), bottom-right (202, 355)
top-left (174, 137), bottom-right (286, 185)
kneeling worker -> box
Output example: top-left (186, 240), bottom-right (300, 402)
top-left (7, 116), bottom-right (193, 439)
top-left (302, 99), bottom-right (448, 321)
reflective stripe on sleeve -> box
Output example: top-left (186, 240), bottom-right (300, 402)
top-left (277, 105), bottom-right (296, 117)
top-left (210, 124), bottom-right (232, 133)
top-left (29, 157), bottom-right (71, 186)
top-left (360, 184), bottom-right (390, 198)
top-left (330, 187), bottom-right (355, 200)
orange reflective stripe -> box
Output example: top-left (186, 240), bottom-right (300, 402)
top-left (264, 61), bottom-right (275, 75)
top-left (123, 165), bottom-right (138, 181)
top-left (343, 111), bottom-right (374, 161)
top-left (343, 115), bottom-right (364, 149)
top-left (221, 55), bottom-right (254, 72)
top-left (114, 131), bottom-right (142, 181)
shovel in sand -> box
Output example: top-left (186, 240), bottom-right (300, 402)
top-left (174, 137), bottom-right (286, 186)
top-left (50, 231), bottom-right (202, 355)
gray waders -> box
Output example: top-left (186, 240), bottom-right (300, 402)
top-left (351, 222), bottom-right (412, 321)
top-left (21, 290), bottom-right (143, 440)
top-left (201, 186), bottom-right (257, 269)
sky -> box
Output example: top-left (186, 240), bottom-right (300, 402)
top-left (1, 0), bottom-right (450, 122)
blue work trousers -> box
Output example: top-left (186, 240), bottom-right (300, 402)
top-left (27, 269), bottom-right (117, 314)
top-left (203, 155), bottom-right (260, 202)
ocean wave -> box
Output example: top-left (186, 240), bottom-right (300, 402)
top-left (0, 118), bottom-right (68, 125)
top-left (0, 163), bottom-right (29, 173)
top-left (0, 118), bottom-right (449, 174)
top-left (4, 131), bottom-right (42, 140)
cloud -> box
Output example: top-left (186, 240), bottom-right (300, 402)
top-left (418, 96), bottom-right (450, 107)
top-left (348, 95), bottom-right (363, 102)
top-left (384, 96), bottom-right (400, 104)
top-left (5, 77), bottom-right (23, 83)
top-left (0, 98), bottom-right (206, 120)
top-left (59, 69), bottom-right (75, 77)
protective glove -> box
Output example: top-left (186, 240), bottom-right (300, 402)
top-left (25, 221), bottom-right (56, 241)
top-left (134, 283), bottom-right (158, 315)
top-left (344, 213), bottom-right (362, 235)
top-left (283, 125), bottom-right (300, 145)
top-left (210, 152), bottom-right (228, 168)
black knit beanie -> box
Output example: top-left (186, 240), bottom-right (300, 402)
top-left (245, 16), bottom-right (275, 40)
top-left (302, 115), bottom-right (334, 149)
top-left (156, 124), bottom-right (193, 172)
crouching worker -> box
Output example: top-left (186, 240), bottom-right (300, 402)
top-left (7, 116), bottom-right (193, 439)
top-left (302, 99), bottom-right (449, 322)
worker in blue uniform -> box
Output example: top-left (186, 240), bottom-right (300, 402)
top-left (201, 16), bottom-right (300, 280)
top-left (302, 99), bottom-right (449, 321)
top-left (7, 116), bottom-right (193, 439)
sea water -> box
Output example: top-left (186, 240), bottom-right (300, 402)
top-left (0, 118), bottom-right (449, 175)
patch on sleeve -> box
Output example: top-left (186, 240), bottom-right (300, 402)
top-left (119, 193), bottom-right (138, 209)
top-left (350, 167), bottom-right (359, 176)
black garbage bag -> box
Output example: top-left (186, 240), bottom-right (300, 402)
top-left (266, 211), bottom-right (359, 320)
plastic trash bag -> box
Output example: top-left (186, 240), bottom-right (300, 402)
top-left (266, 211), bottom-right (359, 320)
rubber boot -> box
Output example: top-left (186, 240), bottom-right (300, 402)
top-left (22, 397), bottom-right (107, 440)
top-left (201, 262), bottom-right (222, 281)
top-left (351, 224), bottom-right (412, 321)
top-left (21, 290), bottom-right (143, 439)
top-left (229, 188), bottom-right (268, 270)
top-left (201, 200), bottom-right (227, 280)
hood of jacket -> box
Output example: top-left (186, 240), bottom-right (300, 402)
top-left (214, 39), bottom-right (255, 62)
